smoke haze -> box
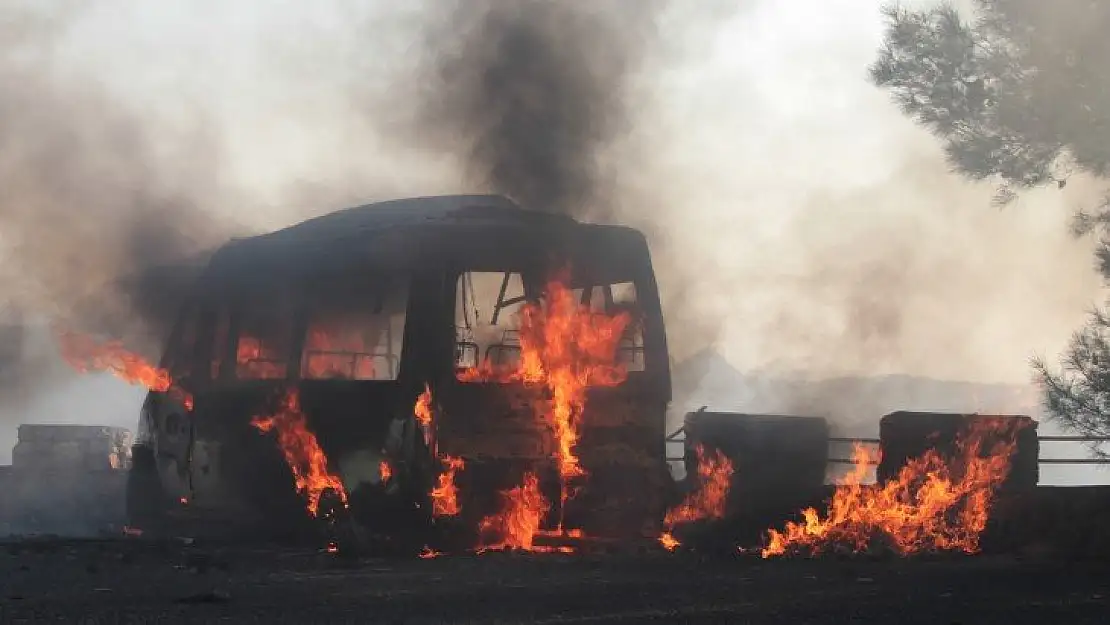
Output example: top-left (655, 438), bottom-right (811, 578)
top-left (0, 1), bottom-right (1104, 481)
top-left (0, 3), bottom-right (243, 360)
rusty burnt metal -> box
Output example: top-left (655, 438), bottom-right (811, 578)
top-left (878, 411), bottom-right (1040, 492)
top-left (125, 194), bottom-right (672, 548)
top-left (681, 411), bottom-right (830, 514)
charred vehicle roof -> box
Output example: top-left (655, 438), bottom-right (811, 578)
top-left (200, 195), bottom-right (656, 291)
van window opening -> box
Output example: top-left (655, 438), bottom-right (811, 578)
top-left (235, 301), bottom-right (295, 380)
top-left (453, 271), bottom-right (646, 376)
top-left (455, 271), bottom-right (526, 371)
top-left (301, 278), bottom-right (408, 381)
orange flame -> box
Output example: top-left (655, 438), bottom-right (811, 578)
top-left (762, 419), bottom-right (1023, 558)
top-left (414, 384), bottom-right (434, 446)
top-left (657, 445), bottom-right (734, 550)
top-left (55, 329), bottom-right (194, 410)
top-left (664, 445), bottom-right (734, 527)
top-left (478, 472), bottom-right (550, 551)
top-left (658, 532), bottom-right (680, 551)
top-left (414, 385), bottom-right (433, 428)
top-left (235, 335), bottom-right (288, 380)
top-left (518, 278), bottom-right (631, 486)
top-left (432, 455), bottom-right (466, 517)
top-left (458, 276), bottom-right (631, 516)
top-left (411, 386), bottom-right (466, 517)
top-left (302, 324), bottom-right (377, 379)
top-left (379, 460), bottom-right (392, 484)
top-left (251, 388), bottom-right (347, 517)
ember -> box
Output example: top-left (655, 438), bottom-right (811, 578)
top-left (762, 419), bottom-right (1023, 558)
top-left (458, 275), bottom-right (632, 519)
top-left (251, 388), bottom-right (347, 517)
top-left (55, 329), bottom-right (194, 409)
top-left (478, 472), bottom-right (550, 551)
top-left (658, 532), bottom-right (680, 551)
top-left (658, 445), bottom-right (734, 549)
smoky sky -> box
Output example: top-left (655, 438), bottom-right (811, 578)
top-left (0, 0), bottom-right (1103, 434)
top-left (403, 0), bottom-right (666, 219)
top-left (0, 4), bottom-right (242, 361)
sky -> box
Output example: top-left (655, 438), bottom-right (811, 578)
top-left (42, 0), bottom-right (1099, 384)
top-left (3, 1), bottom-right (1108, 480)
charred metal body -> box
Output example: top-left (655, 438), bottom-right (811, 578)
top-left (878, 412), bottom-right (1039, 491)
top-left (681, 411), bottom-right (830, 516)
top-left (127, 195), bottom-right (672, 546)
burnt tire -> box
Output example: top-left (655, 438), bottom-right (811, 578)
top-left (125, 445), bottom-right (170, 535)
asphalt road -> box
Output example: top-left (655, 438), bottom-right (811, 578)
top-left (0, 539), bottom-right (1106, 624)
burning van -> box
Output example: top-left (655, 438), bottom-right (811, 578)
top-left (126, 195), bottom-right (672, 549)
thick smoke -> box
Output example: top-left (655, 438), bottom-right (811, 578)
top-left (383, 0), bottom-right (735, 354)
top-left (402, 0), bottom-right (665, 219)
top-left (0, 5), bottom-right (241, 362)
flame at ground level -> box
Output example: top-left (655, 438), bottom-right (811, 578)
top-left (478, 473), bottom-right (550, 551)
top-left (658, 445), bottom-right (734, 550)
top-left (762, 419), bottom-right (1024, 558)
top-left (251, 388), bottom-right (347, 517)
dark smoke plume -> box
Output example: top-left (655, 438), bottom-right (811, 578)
top-left (406, 0), bottom-right (665, 219)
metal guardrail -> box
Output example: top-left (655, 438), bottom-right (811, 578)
top-left (826, 435), bottom-right (1110, 466)
top-left (667, 429), bottom-right (1110, 466)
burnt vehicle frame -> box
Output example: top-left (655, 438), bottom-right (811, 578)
top-left (127, 195), bottom-right (673, 546)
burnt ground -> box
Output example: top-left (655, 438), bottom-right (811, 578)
top-left (0, 538), bottom-right (1106, 624)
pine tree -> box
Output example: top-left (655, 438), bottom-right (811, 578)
top-left (871, 1), bottom-right (1110, 442)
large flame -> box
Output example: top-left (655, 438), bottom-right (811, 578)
top-left (458, 276), bottom-right (631, 519)
top-left (55, 329), bottom-right (193, 410)
top-left (478, 472), bottom-right (550, 551)
top-left (658, 445), bottom-right (734, 550)
top-left (251, 388), bottom-right (347, 517)
top-left (432, 455), bottom-right (466, 517)
top-left (761, 419), bottom-right (1023, 558)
